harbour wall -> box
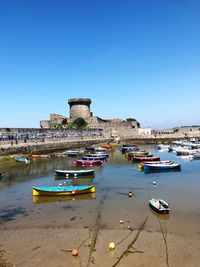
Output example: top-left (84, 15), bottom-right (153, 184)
top-left (1, 133), bottom-right (200, 157)
top-left (0, 137), bottom-right (110, 157)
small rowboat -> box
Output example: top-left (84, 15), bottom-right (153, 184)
top-left (73, 159), bottom-right (104, 166)
top-left (131, 156), bottom-right (160, 162)
top-left (54, 169), bottom-right (95, 176)
top-left (86, 153), bottom-right (109, 158)
top-left (15, 157), bottom-right (30, 164)
top-left (62, 150), bottom-right (80, 156)
top-left (81, 156), bottom-right (107, 161)
top-left (143, 162), bottom-right (181, 172)
top-left (139, 160), bottom-right (172, 170)
top-left (149, 198), bottom-right (170, 214)
top-left (32, 185), bottom-right (95, 196)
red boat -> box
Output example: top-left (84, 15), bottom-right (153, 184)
top-left (132, 156), bottom-right (160, 162)
top-left (73, 159), bottom-right (104, 166)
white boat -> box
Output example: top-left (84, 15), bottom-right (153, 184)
top-left (61, 150), bottom-right (79, 156)
top-left (149, 198), bottom-right (170, 214)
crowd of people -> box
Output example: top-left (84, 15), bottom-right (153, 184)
top-left (0, 129), bottom-right (102, 143)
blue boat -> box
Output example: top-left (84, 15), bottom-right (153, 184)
top-left (143, 162), bottom-right (181, 172)
top-left (15, 157), bottom-right (30, 164)
top-left (32, 185), bottom-right (95, 196)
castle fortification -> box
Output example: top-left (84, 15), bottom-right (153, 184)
top-left (40, 97), bottom-right (141, 139)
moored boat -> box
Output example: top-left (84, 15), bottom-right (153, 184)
top-left (73, 159), bottom-right (104, 166)
top-left (54, 169), bottom-right (95, 176)
top-left (32, 184), bottom-right (95, 196)
top-left (62, 150), bottom-right (80, 156)
top-left (131, 156), bottom-right (159, 162)
top-left (139, 160), bottom-right (172, 170)
top-left (15, 157), bottom-right (30, 164)
top-left (81, 156), bottom-right (107, 161)
top-left (149, 198), bottom-right (170, 214)
top-left (143, 162), bottom-right (181, 172)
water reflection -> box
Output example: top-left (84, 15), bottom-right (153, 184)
top-left (55, 174), bottom-right (95, 181)
top-left (33, 192), bottom-right (96, 204)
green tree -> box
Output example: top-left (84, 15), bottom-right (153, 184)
top-left (71, 117), bottom-right (88, 129)
top-left (62, 118), bottom-right (68, 125)
top-left (126, 118), bottom-right (140, 128)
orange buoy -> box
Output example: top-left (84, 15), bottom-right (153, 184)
top-left (72, 248), bottom-right (79, 256)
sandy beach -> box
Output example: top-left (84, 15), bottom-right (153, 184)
top-left (1, 222), bottom-right (200, 267)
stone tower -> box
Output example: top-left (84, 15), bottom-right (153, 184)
top-left (68, 98), bottom-right (92, 120)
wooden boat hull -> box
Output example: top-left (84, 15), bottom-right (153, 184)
top-left (54, 169), bottom-right (95, 176)
top-left (32, 185), bottom-right (95, 196)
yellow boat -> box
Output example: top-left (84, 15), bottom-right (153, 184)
top-left (32, 185), bottom-right (95, 196)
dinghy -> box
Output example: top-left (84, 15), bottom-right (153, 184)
top-left (32, 184), bottom-right (95, 196)
top-left (73, 159), bottom-right (104, 166)
top-left (54, 169), bottom-right (95, 176)
top-left (143, 162), bottom-right (181, 172)
top-left (149, 198), bottom-right (170, 214)
top-left (15, 157), bottom-right (30, 164)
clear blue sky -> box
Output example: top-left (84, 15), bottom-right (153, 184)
top-left (0, 0), bottom-right (199, 129)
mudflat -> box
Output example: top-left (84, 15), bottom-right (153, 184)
top-left (1, 224), bottom-right (200, 267)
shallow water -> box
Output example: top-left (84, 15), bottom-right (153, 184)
top-left (0, 145), bottom-right (200, 239)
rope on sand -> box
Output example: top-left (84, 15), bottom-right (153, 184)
top-left (112, 216), bottom-right (148, 267)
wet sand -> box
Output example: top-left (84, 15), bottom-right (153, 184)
top-left (1, 224), bottom-right (200, 267)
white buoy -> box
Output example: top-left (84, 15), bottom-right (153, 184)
top-left (120, 220), bottom-right (124, 224)
top-left (153, 181), bottom-right (156, 185)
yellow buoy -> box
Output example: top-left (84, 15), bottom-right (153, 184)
top-left (108, 242), bottom-right (115, 250)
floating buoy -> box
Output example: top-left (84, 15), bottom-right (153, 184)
top-left (153, 181), bottom-right (156, 185)
top-left (120, 220), bottom-right (124, 224)
top-left (72, 248), bottom-right (79, 256)
top-left (108, 242), bottom-right (115, 250)
top-left (128, 191), bottom-right (133, 197)
top-left (58, 183), bottom-right (62, 187)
